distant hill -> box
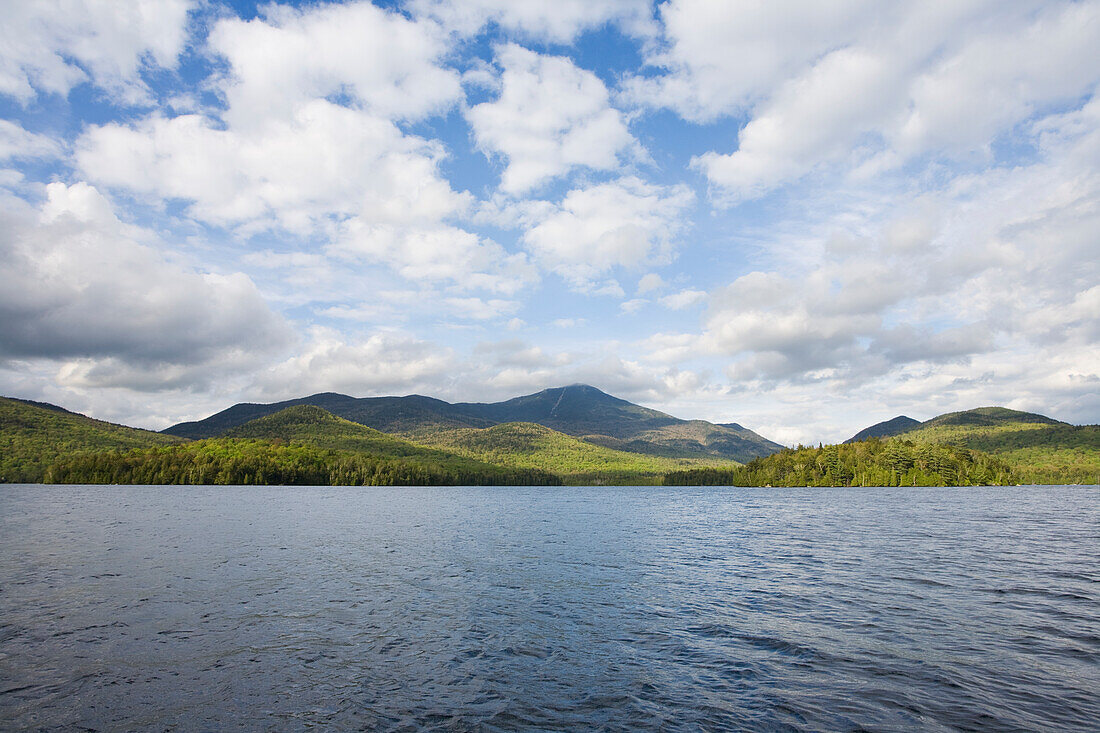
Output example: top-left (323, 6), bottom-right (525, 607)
top-left (0, 396), bottom-right (183, 482)
top-left (845, 416), bottom-right (920, 443)
top-left (40, 405), bottom-right (560, 486)
top-left (222, 404), bottom-right (459, 457)
top-left (164, 384), bottom-right (782, 462)
top-left (164, 392), bottom-right (490, 439)
top-left (850, 406), bottom-right (1098, 484)
top-left (404, 421), bottom-right (729, 484)
top-left (920, 406), bottom-right (1061, 429)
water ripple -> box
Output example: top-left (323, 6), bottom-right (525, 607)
top-left (1, 484), bottom-right (1098, 731)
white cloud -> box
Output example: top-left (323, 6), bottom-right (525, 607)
top-left (624, 0), bottom-right (876, 122)
top-left (638, 1), bottom-right (1100, 198)
top-left (254, 327), bottom-right (454, 400)
top-left (467, 44), bottom-right (638, 194)
top-left (209, 1), bottom-right (461, 128)
top-left (473, 339), bottom-right (568, 369)
top-left (332, 220), bottom-right (536, 294)
top-left (0, 0), bottom-right (193, 103)
top-left (76, 100), bottom-right (465, 233)
top-left (410, 0), bottom-right (655, 43)
top-left (693, 46), bottom-right (901, 198)
top-left (640, 332), bottom-right (699, 365)
top-left (620, 298), bottom-right (647, 314)
top-left (443, 297), bottom-right (520, 320)
top-left (0, 120), bottom-right (64, 161)
top-left (680, 90), bottom-right (1100, 417)
top-left (660, 289), bottom-right (706, 310)
top-left (522, 177), bottom-right (693, 285)
top-left (73, 1), bottom-right (526, 296)
top-left (0, 182), bottom-right (290, 387)
top-left (636, 273), bottom-right (665, 295)
top-left (588, 280), bottom-right (627, 298)
top-left (891, 2), bottom-right (1100, 158)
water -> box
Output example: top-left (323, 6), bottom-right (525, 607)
top-left (1, 485), bottom-right (1097, 731)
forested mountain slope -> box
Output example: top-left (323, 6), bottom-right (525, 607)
top-left (847, 407), bottom-right (1098, 484)
top-left (165, 385), bottom-right (782, 462)
top-left (0, 397), bottom-right (183, 482)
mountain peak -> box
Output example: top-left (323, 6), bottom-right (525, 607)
top-left (924, 406), bottom-right (1062, 428)
top-left (162, 385), bottom-right (783, 462)
top-left (845, 415), bottom-right (920, 443)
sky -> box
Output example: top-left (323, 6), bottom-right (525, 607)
top-left (1, 0), bottom-right (1098, 445)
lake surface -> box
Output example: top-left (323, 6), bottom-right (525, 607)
top-left (1, 485), bottom-right (1097, 731)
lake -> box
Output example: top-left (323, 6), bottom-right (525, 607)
top-left (1, 484), bottom-right (1097, 731)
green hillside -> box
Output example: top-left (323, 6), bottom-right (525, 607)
top-left (666, 438), bottom-right (1016, 487)
top-left (402, 421), bottom-right (735, 485)
top-left (890, 407), bottom-right (1099, 484)
top-left (0, 397), bottom-right (184, 482)
top-left (43, 437), bottom-right (559, 486)
top-left (43, 406), bottom-right (560, 486)
top-left (223, 404), bottom-right (453, 456)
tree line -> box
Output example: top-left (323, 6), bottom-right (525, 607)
top-left (664, 438), bottom-right (1016, 487)
top-left (43, 439), bottom-right (561, 486)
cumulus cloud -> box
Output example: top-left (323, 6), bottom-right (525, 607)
top-left (0, 182), bottom-right (290, 387)
top-left (660, 289), bottom-right (706, 310)
top-left (0, 0), bottom-right (193, 103)
top-left (410, 0), bottom-right (654, 42)
top-left (73, 2), bottom-right (527, 295)
top-left (209, 1), bottom-right (461, 127)
top-left (468, 44), bottom-right (638, 194)
top-left (76, 101), bottom-right (464, 232)
top-left (332, 220), bottom-right (536, 294)
top-left (693, 46), bottom-right (901, 198)
top-left (457, 338), bottom-right (708, 406)
top-left (522, 177), bottom-right (694, 286)
top-left (624, 0), bottom-right (874, 122)
top-left (634, 0), bottom-right (1100, 198)
top-left (254, 327), bottom-right (454, 400)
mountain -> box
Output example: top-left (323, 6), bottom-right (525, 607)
top-left (845, 415), bottom-right (921, 443)
top-left (849, 406), bottom-right (1098, 484)
top-left (0, 396), bottom-right (183, 482)
top-left (454, 385), bottom-right (671, 437)
top-left (919, 406), bottom-right (1061, 429)
top-left (164, 384), bottom-right (783, 462)
top-left (164, 392), bottom-right (490, 439)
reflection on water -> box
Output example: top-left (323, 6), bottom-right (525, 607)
top-left (1, 484), bottom-right (1097, 731)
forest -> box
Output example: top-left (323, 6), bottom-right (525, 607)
top-left (664, 438), bottom-right (1017, 487)
top-left (43, 439), bottom-right (561, 486)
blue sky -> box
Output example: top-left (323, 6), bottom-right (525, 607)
top-left (1, 0), bottom-right (1098, 444)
